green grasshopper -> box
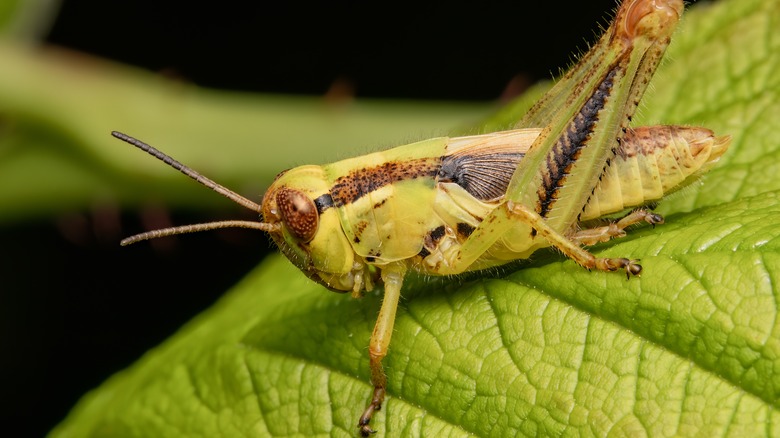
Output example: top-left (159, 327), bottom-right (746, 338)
top-left (114, 0), bottom-right (730, 434)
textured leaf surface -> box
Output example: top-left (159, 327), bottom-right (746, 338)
top-left (51, 0), bottom-right (780, 436)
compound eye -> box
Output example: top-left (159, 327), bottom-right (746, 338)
top-left (276, 188), bottom-right (319, 242)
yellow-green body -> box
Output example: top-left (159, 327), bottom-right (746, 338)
top-left (116, 1), bottom-right (731, 434)
top-left (265, 125), bottom-right (729, 291)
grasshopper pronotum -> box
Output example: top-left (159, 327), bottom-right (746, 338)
top-left (114, 0), bottom-right (730, 435)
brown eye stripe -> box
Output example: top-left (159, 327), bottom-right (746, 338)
top-left (314, 193), bottom-right (334, 214)
top-left (330, 158), bottom-right (440, 207)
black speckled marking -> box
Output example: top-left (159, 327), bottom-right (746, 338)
top-left (428, 225), bottom-right (446, 243)
top-left (420, 225), bottom-right (447, 259)
top-left (456, 223), bottom-right (475, 239)
top-left (537, 66), bottom-right (618, 218)
top-left (330, 158), bottom-right (440, 207)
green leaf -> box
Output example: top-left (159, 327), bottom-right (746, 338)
top-left (51, 0), bottom-right (780, 436)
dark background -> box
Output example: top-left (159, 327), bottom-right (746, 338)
top-left (2, 1), bottom-right (680, 436)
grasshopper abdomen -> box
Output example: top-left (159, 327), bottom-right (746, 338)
top-left (582, 126), bottom-right (731, 220)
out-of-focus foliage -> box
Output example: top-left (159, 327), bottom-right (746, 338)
top-left (49, 0), bottom-right (780, 436)
top-left (0, 0), bottom-right (61, 41)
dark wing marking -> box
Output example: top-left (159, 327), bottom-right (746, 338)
top-left (438, 150), bottom-right (523, 202)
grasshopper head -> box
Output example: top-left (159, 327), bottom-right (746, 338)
top-left (114, 132), bottom-right (359, 294)
top-left (260, 166), bottom-right (359, 293)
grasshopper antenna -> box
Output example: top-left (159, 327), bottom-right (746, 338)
top-left (111, 131), bottom-right (281, 245)
top-left (112, 131), bottom-right (263, 213)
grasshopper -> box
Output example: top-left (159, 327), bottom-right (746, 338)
top-left (114, 0), bottom-right (730, 435)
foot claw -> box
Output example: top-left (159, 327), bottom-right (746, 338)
top-left (358, 396), bottom-right (383, 436)
top-left (359, 425), bottom-right (376, 437)
top-left (595, 257), bottom-right (642, 278)
top-left (646, 213), bottom-right (665, 226)
top-left (626, 260), bottom-right (642, 278)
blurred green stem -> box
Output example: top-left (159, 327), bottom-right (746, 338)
top-left (0, 40), bottom-right (491, 222)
